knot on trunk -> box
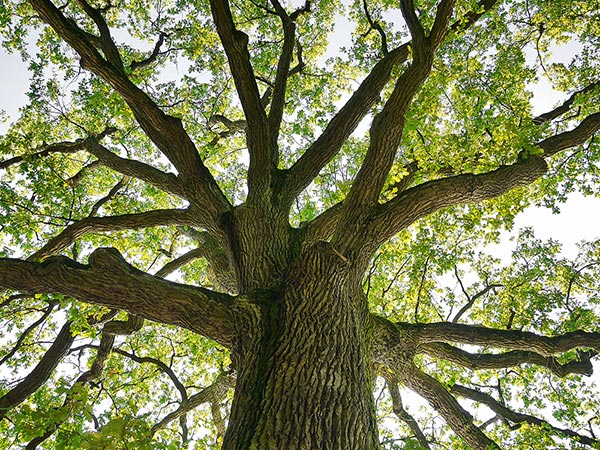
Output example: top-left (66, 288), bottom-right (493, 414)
top-left (88, 247), bottom-right (131, 273)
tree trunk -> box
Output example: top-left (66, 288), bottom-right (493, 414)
top-left (224, 242), bottom-right (379, 449)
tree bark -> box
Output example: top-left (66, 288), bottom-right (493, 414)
top-left (224, 242), bottom-right (379, 449)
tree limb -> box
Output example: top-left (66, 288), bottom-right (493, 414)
top-left (0, 301), bottom-right (57, 366)
top-left (267, 0), bottom-right (302, 160)
top-left (88, 176), bottom-right (129, 217)
top-left (284, 0), bottom-right (498, 205)
top-left (452, 280), bottom-right (502, 323)
top-left (386, 379), bottom-right (431, 449)
top-left (130, 32), bottom-right (167, 71)
top-left (362, 0), bottom-right (388, 56)
top-left (421, 342), bottom-right (596, 377)
top-left (400, 364), bottom-right (500, 449)
top-left (208, 0), bottom-right (270, 202)
top-left (0, 248), bottom-right (235, 347)
top-left (84, 140), bottom-right (186, 198)
top-left (371, 157), bottom-right (548, 246)
top-left (150, 371), bottom-right (236, 436)
top-left (399, 0), bottom-right (425, 45)
top-left (72, 0), bottom-right (123, 70)
top-left (29, 0), bottom-right (231, 221)
top-left (451, 384), bottom-right (600, 447)
top-left (414, 322), bottom-right (600, 356)
top-left (25, 313), bottom-right (144, 449)
top-left (0, 129), bottom-right (115, 170)
top-left (283, 43), bottom-right (410, 203)
top-left (538, 112), bottom-right (600, 156)
top-left (533, 79), bottom-right (600, 125)
top-left (29, 208), bottom-right (195, 261)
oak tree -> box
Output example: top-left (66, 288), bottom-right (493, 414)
top-left (1, 0), bottom-right (599, 448)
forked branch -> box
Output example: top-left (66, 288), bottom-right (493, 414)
top-left (451, 384), bottom-right (600, 447)
top-left (0, 248), bottom-right (235, 346)
top-left (29, 208), bottom-right (195, 260)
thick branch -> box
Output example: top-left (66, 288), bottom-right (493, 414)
top-left (386, 379), bottom-right (431, 449)
top-left (429, 0), bottom-right (457, 46)
top-left (209, 0), bottom-right (270, 201)
top-left (268, 0), bottom-right (300, 156)
top-left (0, 248), bottom-right (235, 347)
top-left (29, 0), bottom-right (231, 222)
top-left (370, 157), bottom-right (548, 245)
top-left (414, 322), bottom-right (600, 356)
top-left (399, 0), bottom-right (425, 44)
top-left (538, 112), bottom-right (600, 156)
top-left (533, 80), bottom-right (600, 124)
top-left (85, 141), bottom-right (185, 198)
top-left (0, 129), bottom-right (114, 170)
top-left (151, 371), bottom-right (235, 436)
top-left (30, 209), bottom-right (195, 261)
top-left (284, 43), bottom-right (410, 202)
top-left (400, 365), bottom-right (499, 449)
top-left (451, 384), bottom-right (600, 447)
top-left (176, 226), bottom-right (236, 293)
top-left (72, 0), bottom-right (123, 70)
top-left (421, 342), bottom-right (596, 377)
top-left (370, 111), bottom-right (599, 246)
top-left (0, 320), bottom-right (74, 420)
top-left (302, 202), bottom-right (344, 243)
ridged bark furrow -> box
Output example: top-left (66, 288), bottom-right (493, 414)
top-left (224, 242), bottom-right (378, 449)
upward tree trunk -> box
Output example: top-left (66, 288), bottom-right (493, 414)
top-left (224, 242), bottom-right (379, 449)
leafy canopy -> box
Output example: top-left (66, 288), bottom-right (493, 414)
top-left (0, 0), bottom-right (600, 448)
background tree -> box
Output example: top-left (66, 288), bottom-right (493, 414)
top-left (0, 0), bottom-right (599, 448)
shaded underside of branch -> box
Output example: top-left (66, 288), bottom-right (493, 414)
top-left (0, 248), bottom-right (235, 347)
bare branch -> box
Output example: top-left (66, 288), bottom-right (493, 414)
top-left (130, 32), bottom-right (167, 71)
top-left (88, 176), bottom-right (129, 217)
top-left (362, 0), bottom-right (388, 56)
top-left (0, 320), bottom-right (75, 420)
top-left (151, 371), bottom-right (235, 436)
top-left (154, 248), bottom-right (206, 278)
top-left (452, 281), bottom-right (501, 323)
